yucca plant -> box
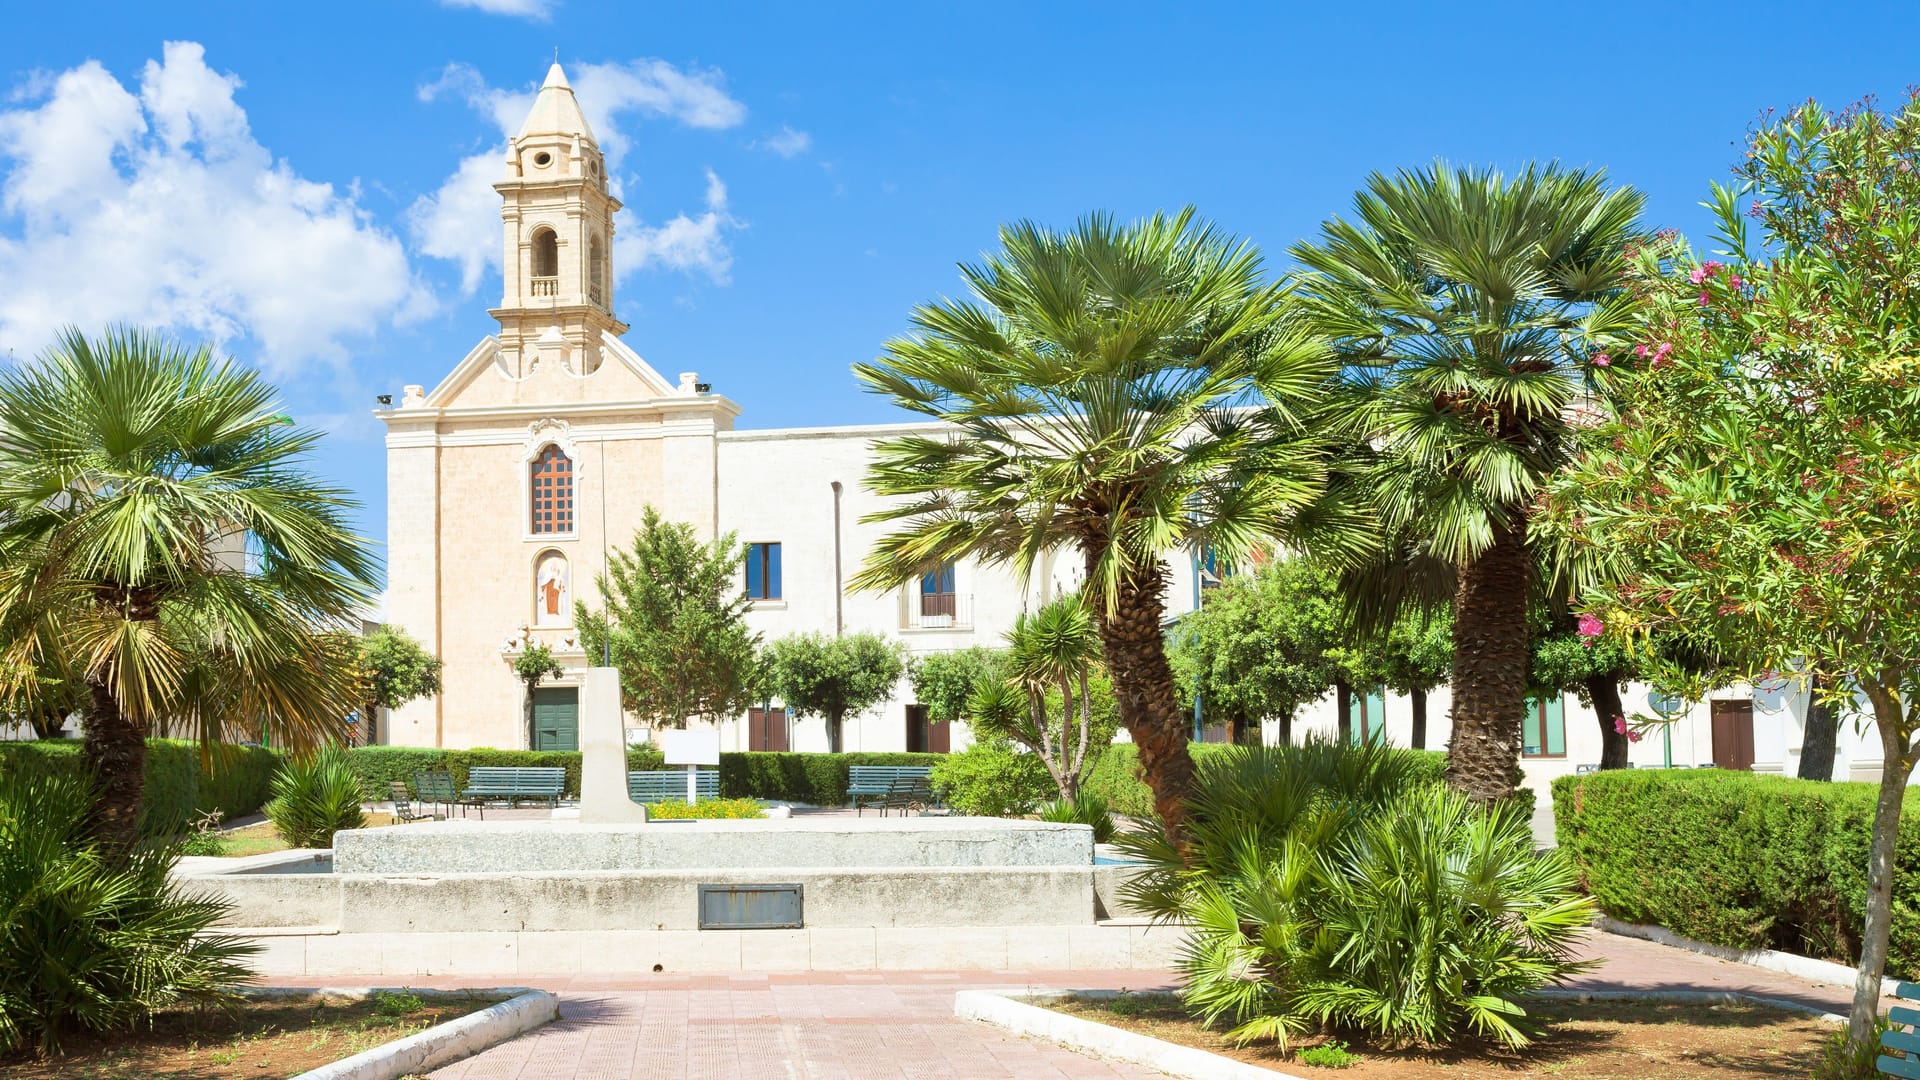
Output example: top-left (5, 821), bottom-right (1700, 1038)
top-left (0, 769), bottom-right (256, 1056)
top-left (1037, 793), bottom-right (1117, 844)
top-left (264, 744), bottom-right (365, 849)
top-left (1116, 739), bottom-right (1592, 1052)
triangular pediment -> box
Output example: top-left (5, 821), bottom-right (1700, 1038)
top-left (418, 330), bottom-right (702, 414)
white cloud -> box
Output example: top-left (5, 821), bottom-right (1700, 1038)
top-left (411, 60), bottom-right (747, 295)
top-left (438, 0), bottom-right (557, 19)
top-left (756, 125), bottom-right (811, 158)
top-left (0, 42), bottom-right (426, 372)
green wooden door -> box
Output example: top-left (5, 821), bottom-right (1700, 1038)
top-left (533, 687), bottom-right (579, 751)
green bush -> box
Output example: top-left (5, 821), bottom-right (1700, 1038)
top-left (1119, 740), bottom-right (1591, 1050)
top-left (1552, 768), bottom-right (1920, 973)
top-left (929, 743), bottom-right (1054, 816)
top-left (643, 798), bottom-right (766, 819)
top-left (342, 746), bottom-right (447, 799)
top-left (1038, 793), bottom-right (1117, 843)
top-left (1297, 1041), bottom-right (1360, 1068)
top-left (0, 769), bottom-right (256, 1055)
top-left (0, 739), bottom-right (279, 832)
top-left (718, 751), bottom-right (944, 805)
top-left (265, 746), bottom-right (367, 849)
top-left (341, 746), bottom-right (669, 799)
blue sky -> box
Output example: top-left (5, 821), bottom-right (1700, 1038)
top-left (1, 1), bottom-right (1916, 580)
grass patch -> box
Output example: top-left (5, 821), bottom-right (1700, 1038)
top-left (210, 813), bottom-right (396, 858)
top-left (0, 991), bottom-right (494, 1078)
top-left (1050, 993), bottom-right (1830, 1078)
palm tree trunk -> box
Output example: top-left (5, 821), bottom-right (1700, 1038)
top-left (1410, 687), bottom-right (1428, 750)
top-left (1335, 681), bottom-right (1352, 746)
top-left (83, 676), bottom-right (146, 847)
top-left (1089, 558), bottom-right (1196, 846)
top-left (1798, 674), bottom-right (1839, 781)
top-left (1587, 673), bottom-right (1631, 770)
top-left (1445, 521), bottom-right (1530, 803)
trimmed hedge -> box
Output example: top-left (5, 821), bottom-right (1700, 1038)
top-left (718, 752), bottom-right (945, 805)
top-left (345, 746), bottom-right (667, 800)
top-left (0, 738), bottom-right (281, 830)
top-left (1080, 743), bottom-right (1534, 820)
top-left (1553, 769), bottom-right (1914, 975)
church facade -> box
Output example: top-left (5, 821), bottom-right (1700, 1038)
top-left (379, 64), bottom-right (1863, 797)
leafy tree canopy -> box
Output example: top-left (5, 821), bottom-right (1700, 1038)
top-left (764, 632), bottom-right (906, 752)
top-left (358, 625), bottom-right (442, 713)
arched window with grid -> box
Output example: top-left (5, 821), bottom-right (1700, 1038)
top-left (530, 445), bottom-right (574, 534)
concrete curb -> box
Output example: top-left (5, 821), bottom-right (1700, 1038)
top-left (955, 989), bottom-right (1305, 1080)
top-left (1597, 918), bottom-right (1886, 996)
top-left (246, 985), bottom-right (559, 1080)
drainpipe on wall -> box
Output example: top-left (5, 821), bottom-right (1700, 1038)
top-left (830, 481), bottom-right (844, 638)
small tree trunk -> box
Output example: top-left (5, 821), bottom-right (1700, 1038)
top-left (524, 682), bottom-right (537, 750)
top-left (1445, 521), bottom-right (1531, 804)
top-left (1587, 673), bottom-right (1631, 770)
top-left (826, 716), bottom-right (843, 754)
top-left (1798, 675), bottom-right (1840, 781)
top-left (1411, 688), bottom-right (1428, 750)
top-left (1276, 709), bottom-right (1293, 746)
top-left (1087, 552), bottom-right (1196, 848)
top-left (83, 676), bottom-right (146, 847)
top-left (1335, 681), bottom-right (1353, 746)
top-left (1850, 686), bottom-right (1912, 1050)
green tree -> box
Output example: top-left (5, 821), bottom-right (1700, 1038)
top-left (576, 506), bottom-right (763, 729)
top-left (0, 650), bottom-right (83, 740)
top-left (356, 625), bottom-right (442, 745)
top-left (908, 646), bottom-right (1004, 730)
top-left (1544, 91), bottom-right (1920, 1047)
top-left (853, 209), bottom-right (1330, 842)
top-left (1290, 164), bottom-right (1645, 803)
top-left (0, 328), bottom-right (375, 844)
top-left (764, 632), bottom-right (907, 753)
top-left (1376, 615), bottom-right (1452, 750)
top-left (1528, 618), bottom-right (1635, 769)
top-left (1170, 558), bottom-right (1343, 747)
top-left (512, 642), bottom-right (564, 750)
top-left (967, 594), bottom-right (1114, 801)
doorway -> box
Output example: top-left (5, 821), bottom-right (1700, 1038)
top-left (905, 704), bottom-right (949, 754)
top-left (532, 687), bottom-right (579, 751)
top-left (747, 706), bottom-right (788, 752)
top-left (1710, 699), bottom-right (1755, 771)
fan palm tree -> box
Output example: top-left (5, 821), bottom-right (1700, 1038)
top-left (1001, 594), bottom-right (1102, 801)
top-left (852, 209), bottom-right (1331, 843)
top-left (0, 327), bottom-right (376, 845)
top-left (1289, 164), bottom-right (1643, 802)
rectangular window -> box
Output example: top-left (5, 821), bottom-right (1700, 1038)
top-left (530, 445), bottom-right (574, 534)
top-left (1523, 694), bottom-right (1567, 758)
top-left (1348, 685), bottom-right (1386, 746)
top-left (746, 542), bottom-right (782, 600)
top-left (919, 561), bottom-right (957, 618)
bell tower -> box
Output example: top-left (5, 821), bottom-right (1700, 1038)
top-left (491, 62), bottom-right (627, 377)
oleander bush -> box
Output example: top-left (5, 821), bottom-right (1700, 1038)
top-left (264, 745), bottom-right (366, 849)
top-left (0, 769), bottom-right (256, 1056)
top-left (642, 797), bottom-right (766, 819)
top-left (1553, 768), bottom-right (1920, 975)
top-left (1119, 740), bottom-right (1592, 1051)
top-left (0, 739), bottom-right (280, 832)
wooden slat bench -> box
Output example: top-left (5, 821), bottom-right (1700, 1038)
top-left (1881, 979), bottom-right (1920, 1076)
top-left (629, 769), bottom-right (719, 803)
top-left (847, 766), bottom-right (936, 816)
top-left (413, 769), bottom-right (461, 818)
top-left (459, 766), bottom-right (566, 815)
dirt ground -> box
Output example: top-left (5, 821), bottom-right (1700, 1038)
top-left (0, 991), bottom-right (489, 1079)
top-left (1050, 993), bottom-right (1830, 1078)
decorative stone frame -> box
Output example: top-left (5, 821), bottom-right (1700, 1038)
top-left (522, 417), bottom-right (585, 542)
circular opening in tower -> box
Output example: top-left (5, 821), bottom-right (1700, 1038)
top-left (533, 151), bottom-right (553, 167)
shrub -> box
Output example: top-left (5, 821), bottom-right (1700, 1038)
top-left (1296, 1041), bottom-right (1360, 1068)
top-left (342, 746), bottom-right (448, 799)
top-left (719, 751), bottom-right (943, 805)
top-left (0, 769), bottom-right (256, 1055)
top-left (265, 746), bottom-right (367, 849)
top-left (643, 798), bottom-right (766, 819)
top-left (1118, 740), bottom-right (1592, 1051)
top-left (1552, 768), bottom-right (1920, 973)
top-left (341, 746), bottom-right (670, 799)
top-left (1038, 793), bottom-right (1117, 843)
top-left (929, 742), bottom-right (1054, 816)
top-left (0, 739), bottom-right (280, 831)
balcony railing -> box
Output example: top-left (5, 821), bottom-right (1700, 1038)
top-left (531, 276), bottom-right (559, 298)
top-left (903, 592), bottom-right (972, 631)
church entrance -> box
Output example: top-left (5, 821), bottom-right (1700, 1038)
top-left (533, 687), bottom-right (579, 751)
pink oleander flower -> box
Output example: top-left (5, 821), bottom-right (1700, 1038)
top-left (1634, 344), bottom-right (1649, 358)
top-left (1593, 352), bottom-right (1611, 367)
top-left (1699, 291), bottom-right (1711, 306)
top-left (1578, 613), bottom-right (1604, 638)
top-left (1627, 729), bottom-right (1644, 743)
top-left (1748, 200), bottom-right (1764, 217)
top-left (1612, 716), bottom-right (1629, 735)
top-left (1730, 274), bottom-right (1743, 290)
top-left (1689, 267), bottom-right (1708, 285)
top-left (1651, 342), bottom-right (1673, 367)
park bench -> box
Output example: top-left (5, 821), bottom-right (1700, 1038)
top-left (848, 765), bottom-right (937, 816)
top-left (388, 781), bottom-right (442, 823)
top-left (1880, 979), bottom-right (1920, 1076)
top-left (460, 765), bottom-right (566, 815)
top-left (629, 769), bottom-right (719, 803)
top-left (412, 769), bottom-right (461, 818)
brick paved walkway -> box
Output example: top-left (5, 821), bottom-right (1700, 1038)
top-left (260, 930), bottom-right (1866, 1078)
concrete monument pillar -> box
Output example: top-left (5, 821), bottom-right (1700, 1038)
top-left (579, 666), bottom-right (647, 823)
